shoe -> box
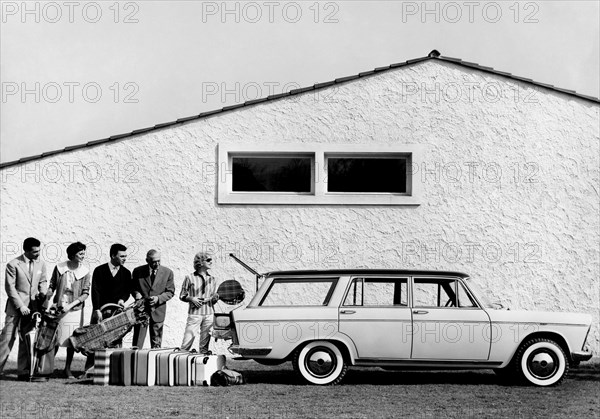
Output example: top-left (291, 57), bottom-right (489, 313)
top-left (17, 375), bottom-right (29, 381)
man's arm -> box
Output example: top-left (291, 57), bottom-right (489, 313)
top-left (157, 269), bottom-right (175, 304)
top-left (131, 268), bottom-right (142, 300)
top-left (118, 268), bottom-right (133, 304)
top-left (91, 267), bottom-right (101, 310)
top-left (37, 262), bottom-right (48, 295)
top-left (179, 275), bottom-right (190, 302)
top-left (5, 262), bottom-right (26, 312)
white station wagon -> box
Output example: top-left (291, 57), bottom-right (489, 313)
top-left (214, 269), bottom-right (593, 386)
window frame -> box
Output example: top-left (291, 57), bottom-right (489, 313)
top-left (231, 153), bottom-right (314, 194)
top-left (258, 277), bottom-right (339, 307)
top-left (218, 143), bottom-right (423, 205)
top-left (342, 276), bottom-right (410, 308)
top-left (410, 276), bottom-right (482, 310)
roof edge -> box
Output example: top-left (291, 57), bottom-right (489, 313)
top-left (2, 50), bottom-right (598, 169)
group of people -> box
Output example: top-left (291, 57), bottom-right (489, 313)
top-left (0, 237), bottom-right (219, 380)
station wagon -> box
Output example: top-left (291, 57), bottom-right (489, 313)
top-left (214, 269), bottom-right (593, 386)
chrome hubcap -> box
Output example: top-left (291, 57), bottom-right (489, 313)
top-left (306, 348), bottom-right (336, 377)
top-left (528, 350), bottom-right (557, 379)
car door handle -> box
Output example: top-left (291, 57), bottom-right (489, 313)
top-left (340, 310), bottom-right (356, 314)
top-left (413, 310), bottom-right (429, 314)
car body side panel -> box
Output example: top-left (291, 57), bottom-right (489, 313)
top-left (232, 306), bottom-right (348, 360)
top-left (487, 310), bottom-right (592, 364)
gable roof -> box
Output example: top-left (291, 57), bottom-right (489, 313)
top-left (2, 50), bottom-right (598, 169)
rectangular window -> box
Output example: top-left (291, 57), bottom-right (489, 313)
top-left (327, 157), bottom-right (407, 193)
top-left (218, 143), bottom-right (423, 205)
top-left (343, 278), bottom-right (408, 306)
top-left (260, 278), bottom-right (338, 306)
top-left (232, 156), bottom-right (312, 192)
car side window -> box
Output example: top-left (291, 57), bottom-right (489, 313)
top-left (413, 278), bottom-right (458, 307)
top-left (343, 278), bottom-right (408, 306)
top-left (457, 281), bottom-right (478, 308)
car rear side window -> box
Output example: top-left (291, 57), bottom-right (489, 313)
top-left (259, 278), bottom-right (338, 306)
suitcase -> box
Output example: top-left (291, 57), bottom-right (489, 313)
top-left (94, 349), bottom-right (117, 385)
top-left (133, 348), bottom-right (174, 386)
top-left (156, 349), bottom-right (187, 386)
top-left (113, 349), bottom-right (137, 386)
top-left (168, 351), bottom-right (191, 386)
top-left (174, 353), bottom-right (203, 386)
top-left (192, 355), bottom-right (226, 386)
top-left (108, 349), bottom-right (130, 385)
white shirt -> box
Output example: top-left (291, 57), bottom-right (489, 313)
top-left (109, 261), bottom-right (120, 277)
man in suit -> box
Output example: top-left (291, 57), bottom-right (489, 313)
top-left (0, 237), bottom-right (47, 379)
top-left (81, 243), bottom-right (133, 375)
top-left (131, 249), bottom-right (175, 348)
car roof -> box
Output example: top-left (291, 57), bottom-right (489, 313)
top-left (263, 269), bottom-right (470, 278)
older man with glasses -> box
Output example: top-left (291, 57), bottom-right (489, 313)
top-left (179, 252), bottom-right (219, 355)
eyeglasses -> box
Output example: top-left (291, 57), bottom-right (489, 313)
top-left (204, 258), bottom-right (212, 262)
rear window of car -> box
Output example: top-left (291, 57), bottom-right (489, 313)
top-left (259, 278), bottom-right (339, 306)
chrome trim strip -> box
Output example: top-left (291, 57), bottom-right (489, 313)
top-left (229, 345), bottom-right (273, 356)
top-left (235, 319), bottom-right (336, 324)
top-left (491, 321), bottom-right (590, 327)
top-left (354, 359), bottom-right (502, 368)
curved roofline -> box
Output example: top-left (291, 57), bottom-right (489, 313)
top-left (2, 49), bottom-right (598, 169)
top-left (263, 269), bottom-right (470, 278)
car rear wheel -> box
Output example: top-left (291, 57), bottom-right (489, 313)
top-left (515, 338), bottom-right (569, 386)
top-left (293, 341), bottom-right (348, 385)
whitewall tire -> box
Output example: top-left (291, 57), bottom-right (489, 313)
top-left (515, 338), bottom-right (569, 386)
top-left (293, 341), bottom-right (348, 385)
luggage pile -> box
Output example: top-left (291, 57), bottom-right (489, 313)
top-left (93, 348), bottom-right (227, 386)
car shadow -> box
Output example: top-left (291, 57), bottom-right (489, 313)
top-left (238, 364), bottom-right (600, 386)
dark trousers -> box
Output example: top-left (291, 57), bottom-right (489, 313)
top-left (133, 319), bottom-right (163, 349)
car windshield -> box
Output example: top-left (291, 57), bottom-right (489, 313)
top-left (464, 279), bottom-right (500, 309)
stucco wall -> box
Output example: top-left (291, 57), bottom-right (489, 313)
top-left (1, 60), bottom-right (598, 357)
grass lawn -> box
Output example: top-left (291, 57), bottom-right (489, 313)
top-left (0, 356), bottom-right (598, 419)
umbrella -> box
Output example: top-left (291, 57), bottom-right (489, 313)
top-left (217, 280), bottom-right (245, 305)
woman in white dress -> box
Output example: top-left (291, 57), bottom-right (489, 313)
top-left (46, 242), bottom-right (90, 378)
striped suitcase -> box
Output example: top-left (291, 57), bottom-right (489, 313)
top-left (114, 349), bottom-right (137, 386)
top-left (94, 349), bottom-right (117, 385)
top-left (134, 348), bottom-right (174, 386)
top-left (192, 355), bottom-right (226, 386)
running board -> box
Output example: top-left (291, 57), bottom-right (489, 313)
top-left (354, 359), bottom-right (503, 369)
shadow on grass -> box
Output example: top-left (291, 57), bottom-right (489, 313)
top-left (234, 361), bottom-right (600, 386)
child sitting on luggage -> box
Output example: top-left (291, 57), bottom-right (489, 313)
top-left (179, 252), bottom-right (219, 355)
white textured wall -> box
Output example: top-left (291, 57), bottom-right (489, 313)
top-left (1, 61), bottom-right (598, 356)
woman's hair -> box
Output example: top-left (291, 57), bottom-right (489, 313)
top-left (66, 242), bottom-right (86, 260)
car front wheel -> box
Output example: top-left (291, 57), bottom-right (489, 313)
top-left (515, 338), bottom-right (569, 386)
top-left (293, 341), bottom-right (348, 385)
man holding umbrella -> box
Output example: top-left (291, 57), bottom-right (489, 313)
top-left (0, 237), bottom-right (47, 380)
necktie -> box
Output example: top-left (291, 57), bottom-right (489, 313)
top-left (200, 276), bottom-right (206, 296)
top-left (150, 270), bottom-right (156, 285)
top-left (29, 260), bottom-right (33, 278)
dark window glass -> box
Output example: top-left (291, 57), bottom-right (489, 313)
top-left (327, 158), bottom-right (407, 193)
top-left (232, 157), bottom-right (312, 192)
